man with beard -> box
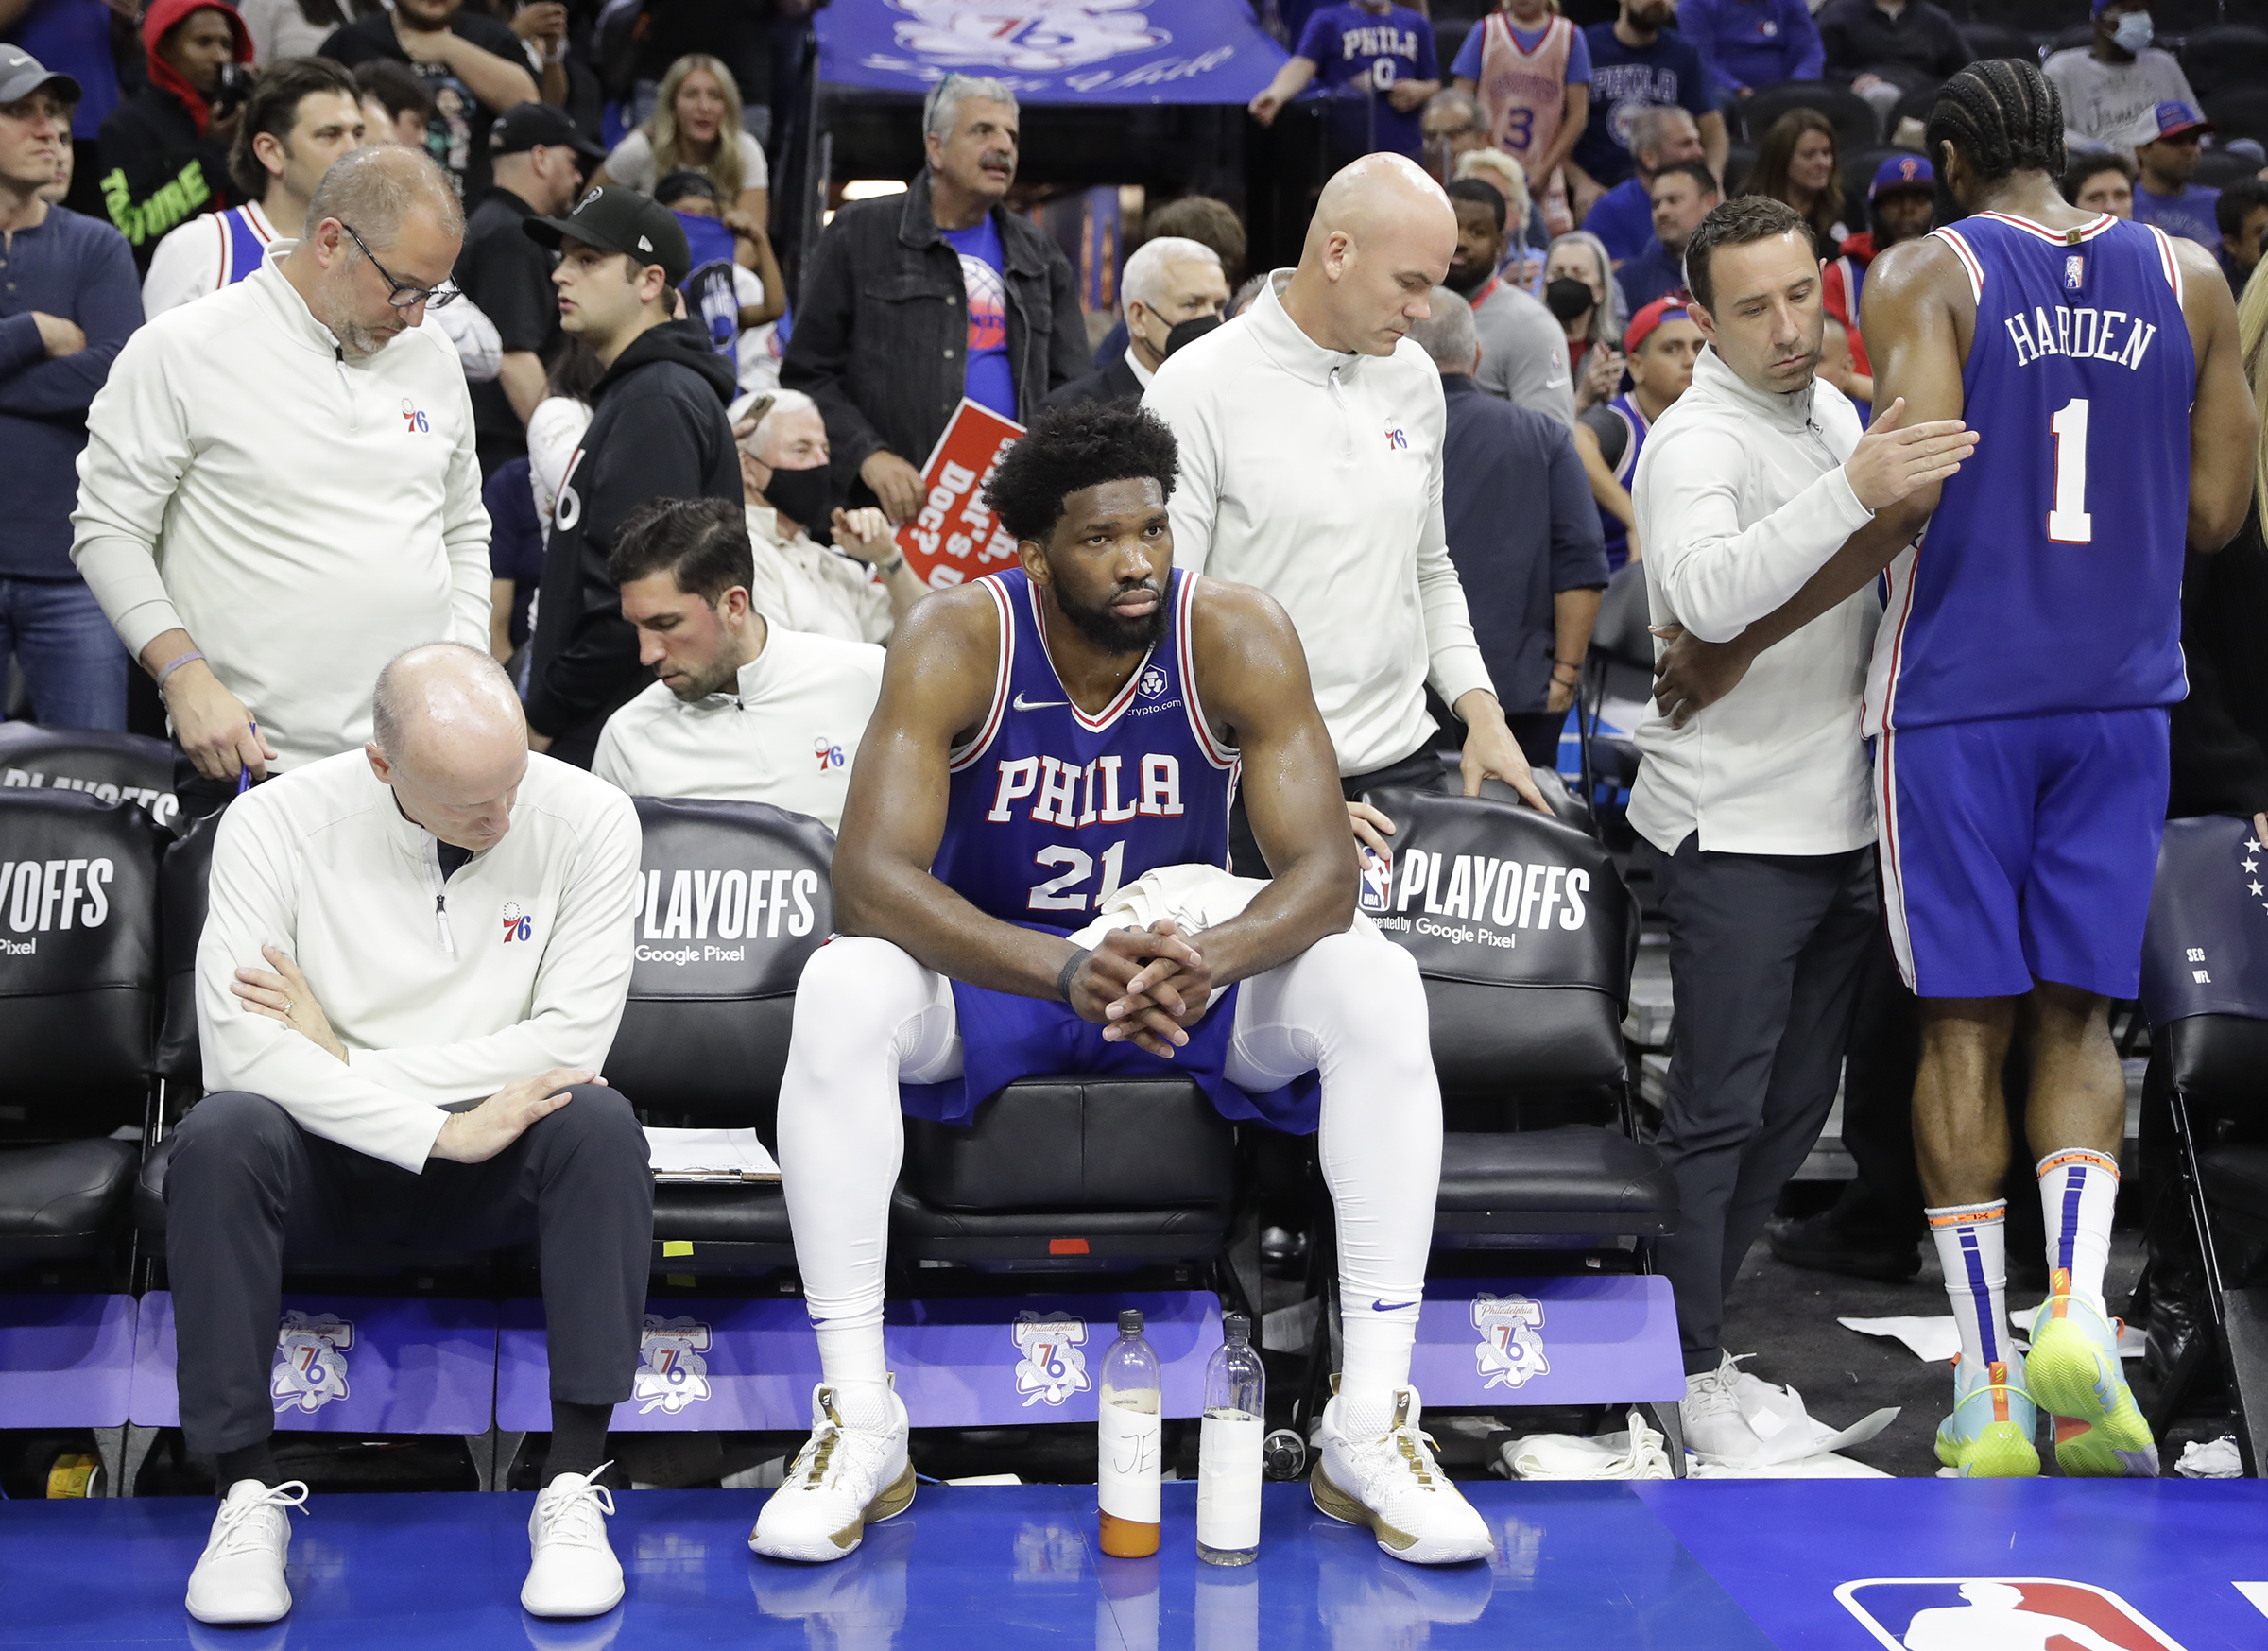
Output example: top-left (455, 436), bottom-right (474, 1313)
top-left (73, 144), bottom-right (492, 818)
top-left (750, 398), bottom-right (1493, 1570)
top-left (591, 497), bottom-right (883, 830)
top-left (1570, 0), bottom-right (1726, 200)
top-left (1445, 177), bottom-right (1572, 424)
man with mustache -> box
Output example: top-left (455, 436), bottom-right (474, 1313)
top-left (752, 398), bottom-right (1493, 1572)
top-left (783, 72), bottom-right (1085, 526)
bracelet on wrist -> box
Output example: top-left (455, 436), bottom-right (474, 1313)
top-left (875, 553), bottom-right (907, 578)
top-left (155, 649), bottom-right (205, 691)
top-left (1056, 945), bottom-right (1092, 1004)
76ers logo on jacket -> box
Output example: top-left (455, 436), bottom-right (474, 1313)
top-left (1012, 1312), bottom-right (1091, 1407)
top-left (501, 901), bottom-right (534, 943)
top-left (1838, 1579), bottom-right (2185, 1649)
top-left (271, 1311), bottom-right (354, 1414)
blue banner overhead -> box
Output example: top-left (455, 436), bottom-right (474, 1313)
top-left (816, 1), bottom-right (1291, 105)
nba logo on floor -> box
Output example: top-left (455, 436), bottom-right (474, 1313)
top-left (1836, 1578), bottom-right (2184, 1649)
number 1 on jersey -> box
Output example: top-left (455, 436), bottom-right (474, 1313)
top-left (2048, 397), bottom-right (2093, 543)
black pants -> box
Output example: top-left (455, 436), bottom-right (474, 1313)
top-left (163, 1088), bottom-right (653, 1455)
top-left (1653, 837), bottom-right (1879, 1372)
top-left (1228, 746), bottom-right (1442, 879)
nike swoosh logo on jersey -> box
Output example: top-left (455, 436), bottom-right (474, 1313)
top-left (1371, 1299), bottom-right (1418, 1313)
top-left (1012, 693), bottom-right (1067, 711)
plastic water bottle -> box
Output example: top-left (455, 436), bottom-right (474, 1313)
top-left (1197, 1312), bottom-right (1264, 1565)
top-left (1098, 1308), bottom-right (1162, 1558)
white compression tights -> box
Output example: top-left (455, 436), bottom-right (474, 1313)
top-left (777, 930), bottom-right (1444, 1418)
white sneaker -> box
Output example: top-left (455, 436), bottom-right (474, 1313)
top-left (1679, 1352), bottom-right (1769, 1464)
top-left (1310, 1386), bottom-right (1494, 1565)
top-left (185, 1479), bottom-right (306, 1625)
top-left (521, 1466), bottom-right (625, 1618)
top-left (749, 1381), bottom-right (915, 1564)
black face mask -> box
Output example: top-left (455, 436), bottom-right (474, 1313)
top-left (1164, 314), bottom-right (1222, 357)
top-left (1544, 278), bottom-right (1595, 322)
top-left (765, 464), bottom-right (834, 530)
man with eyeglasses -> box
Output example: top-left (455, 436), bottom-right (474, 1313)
top-left (73, 142), bottom-right (494, 818)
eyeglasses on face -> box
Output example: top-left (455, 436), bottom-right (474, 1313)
top-left (337, 220), bottom-right (462, 312)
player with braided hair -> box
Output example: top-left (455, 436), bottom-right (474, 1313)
top-left (1649, 56), bottom-right (2257, 1478)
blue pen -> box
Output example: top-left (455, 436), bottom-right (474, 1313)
top-left (237, 717), bottom-right (259, 795)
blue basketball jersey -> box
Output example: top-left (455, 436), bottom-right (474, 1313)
top-left (931, 565), bottom-right (1239, 925)
top-left (215, 204), bottom-right (271, 289)
top-left (1864, 212), bottom-right (2194, 734)
top-left (901, 568), bottom-right (1322, 1132)
top-left (1594, 393), bottom-right (1648, 572)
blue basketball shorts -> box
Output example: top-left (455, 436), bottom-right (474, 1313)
top-left (1875, 708), bottom-right (2170, 1000)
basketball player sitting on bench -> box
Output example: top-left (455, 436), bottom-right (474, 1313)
top-left (749, 401), bottom-right (1493, 1569)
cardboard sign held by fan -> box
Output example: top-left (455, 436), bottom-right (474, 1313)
top-left (893, 400), bottom-right (1027, 589)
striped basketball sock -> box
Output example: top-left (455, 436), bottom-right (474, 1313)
top-left (2037, 1149), bottom-right (2120, 1317)
top-left (1927, 1200), bottom-right (2008, 1371)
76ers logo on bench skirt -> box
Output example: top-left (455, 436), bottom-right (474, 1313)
top-left (632, 1316), bottom-right (714, 1415)
top-left (271, 1311), bottom-right (354, 1414)
top-left (1012, 1313), bottom-right (1091, 1407)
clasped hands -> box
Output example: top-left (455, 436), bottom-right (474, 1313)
top-left (1066, 921), bottom-right (1213, 1059)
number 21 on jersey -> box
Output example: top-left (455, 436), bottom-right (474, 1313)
top-left (1031, 841), bottom-right (1125, 912)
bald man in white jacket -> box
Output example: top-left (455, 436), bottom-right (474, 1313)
top-left (71, 146), bottom-right (492, 819)
top-left (163, 645), bottom-right (646, 1627)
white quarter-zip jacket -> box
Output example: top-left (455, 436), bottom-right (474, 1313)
top-left (1143, 271), bottom-right (1495, 777)
top-left (73, 243), bottom-right (492, 772)
top-left (1629, 346), bottom-right (1881, 858)
top-left (592, 625), bottom-right (885, 831)
top-left (197, 749), bottom-right (644, 1171)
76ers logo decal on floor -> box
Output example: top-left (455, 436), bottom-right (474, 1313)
top-left (1012, 1313), bottom-right (1091, 1407)
top-left (271, 1311), bottom-right (354, 1414)
top-left (1837, 1579), bottom-right (2184, 1649)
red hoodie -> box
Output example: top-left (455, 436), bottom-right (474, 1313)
top-left (142, 0), bottom-right (253, 136)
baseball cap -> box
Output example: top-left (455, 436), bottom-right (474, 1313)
top-left (524, 185), bottom-right (691, 286)
top-left (2137, 100), bottom-right (2212, 145)
top-left (1624, 294), bottom-right (1692, 355)
top-left (0, 46), bottom-right (82, 107)
top-left (1869, 152), bottom-right (1934, 200)
top-left (491, 101), bottom-right (607, 163)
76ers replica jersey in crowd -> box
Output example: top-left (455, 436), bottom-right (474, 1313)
top-left (902, 566), bottom-right (1320, 1131)
top-left (1864, 212), bottom-right (2194, 734)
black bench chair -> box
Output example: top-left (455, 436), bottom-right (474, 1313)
top-left (0, 791), bottom-right (166, 1268)
top-left (2137, 815), bottom-right (2268, 1472)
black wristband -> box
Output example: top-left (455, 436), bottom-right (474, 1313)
top-left (1056, 945), bottom-right (1092, 1003)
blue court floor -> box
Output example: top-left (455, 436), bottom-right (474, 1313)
top-left (3, 1480), bottom-right (2266, 1648)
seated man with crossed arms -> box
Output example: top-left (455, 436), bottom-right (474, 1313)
top-left (749, 400), bottom-right (1491, 1570)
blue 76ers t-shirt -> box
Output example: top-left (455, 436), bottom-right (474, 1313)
top-left (1573, 24), bottom-right (1713, 187)
top-left (1297, 2), bottom-right (1440, 161)
top-left (943, 215), bottom-right (1016, 421)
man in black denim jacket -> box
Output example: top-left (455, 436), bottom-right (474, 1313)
top-left (782, 74), bottom-right (1086, 525)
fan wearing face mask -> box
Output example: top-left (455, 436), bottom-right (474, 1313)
top-left (732, 389), bottom-right (927, 645)
top-left (2044, 2), bottom-right (2201, 156)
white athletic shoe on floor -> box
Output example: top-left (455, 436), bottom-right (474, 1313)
top-left (749, 1381), bottom-right (916, 1564)
top-left (521, 1466), bottom-right (625, 1618)
top-left (1310, 1385), bottom-right (1495, 1565)
top-left (1679, 1353), bottom-right (1771, 1465)
top-left (185, 1479), bottom-right (307, 1625)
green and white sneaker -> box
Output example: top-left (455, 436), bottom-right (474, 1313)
top-left (2025, 1276), bottom-right (2157, 1478)
top-left (1934, 1355), bottom-right (2039, 1478)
